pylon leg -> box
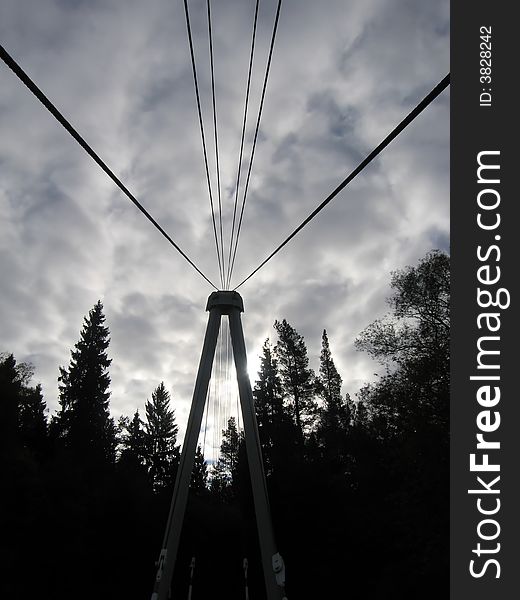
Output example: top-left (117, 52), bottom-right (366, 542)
top-left (229, 307), bottom-right (286, 600)
top-left (152, 292), bottom-right (286, 600)
top-left (152, 306), bottom-right (221, 600)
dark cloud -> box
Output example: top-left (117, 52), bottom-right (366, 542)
top-left (0, 0), bottom-right (449, 444)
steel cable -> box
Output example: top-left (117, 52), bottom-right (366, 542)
top-left (234, 73), bottom-right (451, 290)
top-left (0, 44), bottom-right (219, 289)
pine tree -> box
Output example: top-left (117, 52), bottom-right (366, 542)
top-left (55, 300), bottom-right (115, 466)
top-left (144, 382), bottom-right (180, 491)
top-left (274, 319), bottom-right (317, 440)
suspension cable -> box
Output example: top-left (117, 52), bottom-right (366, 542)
top-left (183, 0), bottom-right (225, 288)
top-left (207, 0), bottom-right (225, 285)
top-left (228, 0), bottom-right (283, 287)
top-left (233, 73), bottom-right (450, 290)
top-left (225, 0), bottom-right (260, 288)
top-left (202, 384), bottom-right (211, 459)
top-left (232, 324), bottom-right (241, 432)
top-left (216, 327), bottom-right (225, 458)
top-left (210, 349), bottom-right (217, 466)
top-left (223, 318), bottom-right (229, 446)
top-left (0, 44), bottom-right (219, 290)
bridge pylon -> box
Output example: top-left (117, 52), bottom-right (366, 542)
top-left (151, 291), bottom-right (287, 600)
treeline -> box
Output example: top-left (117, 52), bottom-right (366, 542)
top-left (0, 250), bottom-right (449, 599)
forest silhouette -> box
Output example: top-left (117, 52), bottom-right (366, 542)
top-left (0, 250), bottom-right (449, 599)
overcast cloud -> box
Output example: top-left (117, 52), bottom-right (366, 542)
top-left (0, 0), bottom-right (449, 456)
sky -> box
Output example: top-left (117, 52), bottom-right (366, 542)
top-left (0, 0), bottom-right (449, 457)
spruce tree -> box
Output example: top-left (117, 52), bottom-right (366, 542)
top-left (0, 354), bottom-right (23, 453)
top-left (55, 300), bottom-right (115, 466)
top-left (219, 416), bottom-right (240, 478)
top-left (274, 319), bottom-right (317, 440)
top-left (316, 330), bottom-right (350, 448)
top-left (190, 445), bottom-right (208, 495)
top-left (119, 409), bottom-right (147, 466)
top-left (317, 331), bottom-right (342, 404)
top-left (210, 417), bottom-right (242, 500)
top-left (19, 383), bottom-right (48, 459)
top-left (253, 339), bottom-right (294, 474)
top-left (253, 340), bottom-right (284, 425)
top-left (209, 458), bottom-right (230, 500)
top-left (144, 382), bottom-right (180, 491)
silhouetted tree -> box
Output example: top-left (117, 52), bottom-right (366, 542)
top-left (0, 355), bottom-right (50, 600)
top-left (274, 319), bottom-right (317, 441)
top-left (209, 457), bottom-right (231, 499)
top-left (190, 445), bottom-right (208, 495)
top-left (144, 382), bottom-right (180, 491)
top-left (315, 330), bottom-right (351, 448)
top-left (254, 340), bottom-right (284, 426)
top-left (0, 353), bottom-right (23, 453)
top-left (351, 250), bottom-right (450, 598)
top-left (19, 383), bottom-right (48, 459)
top-left (219, 416), bottom-right (240, 477)
top-left (253, 339), bottom-right (296, 475)
top-left (119, 409), bottom-right (147, 466)
top-left (356, 250), bottom-right (449, 365)
top-left (209, 417), bottom-right (243, 501)
top-left (1, 353), bottom-right (48, 463)
top-left (355, 250), bottom-right (450, 432)
top-left (54, 300), bottom-right (115, 466)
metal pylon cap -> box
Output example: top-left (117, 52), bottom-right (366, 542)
top-left (206, 290), bottom-right (244, 313)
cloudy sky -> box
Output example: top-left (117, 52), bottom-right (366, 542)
top-left (0, 0), bottom-right (449, 456)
